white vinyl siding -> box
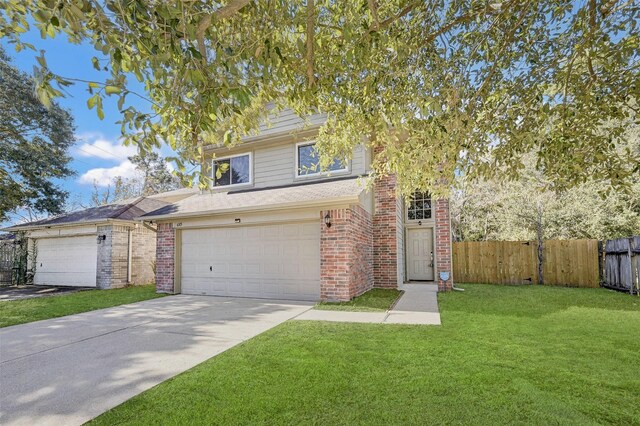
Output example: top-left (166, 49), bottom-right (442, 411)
top-left (250, 142), bottom-right (367, 189)
top-left (351, 145), bottom-right (367, 175)
top-left (204, 108), bottom-right (369, 190)
top-left (250, 108), bottom-right (327, 140)
top-left (253, 144), bottom-right (295, 187)
top-left (33, 235), bottom-right (98, 287)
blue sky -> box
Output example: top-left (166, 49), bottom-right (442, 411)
top-left (2, 30), bottom-right (172, 223)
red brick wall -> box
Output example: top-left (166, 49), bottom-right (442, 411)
top-left (348, 206), bottom-right (374, 297)
top-left (156, 223), bottom-right (175, 293)
top-left (435, 198), bottom-right (453, 291)
top-left (373, 174), bottom-right (399, 288)
top-left (320, 206), bottom-right (373, 301)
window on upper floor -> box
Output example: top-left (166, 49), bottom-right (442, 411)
top-left (296, 141), bottom-right (348, 177)
top-left (212, 153), bottom-right (252, 187)
top-left (407, 192), bottom-right (432, 220)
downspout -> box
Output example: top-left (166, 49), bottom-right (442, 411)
top-left (127, 228), bottom-right (133, 284)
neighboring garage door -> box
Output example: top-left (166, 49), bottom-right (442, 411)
top-left (34, 235), bottom-right (98, 287)
top-left (181, 222), bottom-right (321, 301)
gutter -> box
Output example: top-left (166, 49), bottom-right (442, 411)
top-left (3, 219), bottom-right (113, 232)
top-left (3, 218), bottom-right (141, 233)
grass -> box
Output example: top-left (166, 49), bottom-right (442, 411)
top-left (0, 284), bottom-right (164, 328)
top-left (314, 288), bottom-right (402, 311)
top-left (91, 284), bottom-right (640, 425)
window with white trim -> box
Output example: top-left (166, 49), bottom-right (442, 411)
top-left (407, 192), bottom-right (432, 220)
top-left (212, 153), bottom-right (251, 187)
top-left (296, 142), bottom-right (347, 176)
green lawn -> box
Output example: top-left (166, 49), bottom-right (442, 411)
top-left (315, 288), bottom-right (402, 311)
top-left (0, 285), bottom-right (164, 328)
top-left (91, 284), bottom-right (639, 425)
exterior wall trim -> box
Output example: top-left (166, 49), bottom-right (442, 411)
top-left (173, 228), bottom-right (182, 294)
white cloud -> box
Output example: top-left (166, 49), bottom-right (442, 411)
top-left (79, 160), bottom-right (140, 187)
top-left (76, 137), bottom-right (137, 161)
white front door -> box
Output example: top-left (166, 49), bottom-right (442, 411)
top-left (34, 235), bottom-right (98, 287)
top-left (180, 222), bottom-right (321, 301)
top-left (407, 228), bottom-right (434, 281)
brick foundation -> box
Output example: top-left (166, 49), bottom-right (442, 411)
top-left (156, 223), bottom-right (175, 293)
top-left (435, 198), bottom-right (453, 291)
top-left (320, 206), bottom-right (373, 301)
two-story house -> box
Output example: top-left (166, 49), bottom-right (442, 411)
top-left (143, 108), bottom-right (453, 301)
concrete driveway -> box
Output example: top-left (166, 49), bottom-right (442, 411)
top-left (0, 285), bottom-right (92, 301)
top-left (0, 295), bottom-right (313, 426)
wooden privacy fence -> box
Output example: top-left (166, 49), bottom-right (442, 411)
top-left (453, 239), bottom-right (600, 288)
top-left (603, 236), bottom-right (640, 295)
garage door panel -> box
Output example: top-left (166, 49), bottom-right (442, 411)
top-left (181, 222), bottom-right (320, 300)
top-left (34, 235), bottom-right (97, 287)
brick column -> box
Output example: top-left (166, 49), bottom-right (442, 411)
top-left (320, 206), bottom-right (373, 301)
top-left (435, 198), bottom-right (453, 291)
top-left (110, 225), bottom-right (131, 288)
top-left (320, 209), bottom-right (350, 301)
top-left (156, 223), bottom-right (175, 293)
top-left (373, 174), bottom-right (400, 288)
top-left (96, 225), bottom-right (113, 289)
top-left (130, 225), bottom-right (157, 285)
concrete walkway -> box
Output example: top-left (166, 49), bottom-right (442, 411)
top-left (294, 283), bottom-right (441, 325)
top-left (0, 295), bottom-right (313, 426)
top-left (386, 283), bottom-right (441, 324)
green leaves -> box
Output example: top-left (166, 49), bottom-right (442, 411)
top-left (104, 85), bottom-right (121, 95)
top-left (0, 46), bottom-right (75, 221)
top-left (86, 93), bottom-right (104, 120)
top-left (86, 93), bottom-right (98, 109)
top-left (0, 0), bottom-right (637, 196)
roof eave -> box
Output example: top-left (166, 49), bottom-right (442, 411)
top-left (2, 218), bottom-right (138, 233)
top-left (141, 194), bottom-right (362, 222)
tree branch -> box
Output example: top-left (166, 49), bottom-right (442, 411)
top-left (375, 1), bottom-right (420, 32)
top-left (599, 0), bottom-right (632, 18)
top-left (306, 0), bottom-right (316, 87)
top-left (587, 0), bottom-right (598, 84)
top-left (368, 0), bottom-right (380, 31)
top-left (196, 0), bottom-right (252, 61)
top-left (424, 0), bottom-right (518, 45)
top-left (472, 2), bottom-right (529, 102)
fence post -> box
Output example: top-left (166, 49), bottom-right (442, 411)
top-left (598, 240), bottom-right (605, 288)
top-left (629, 237), bottom-right (636, 295)
top-left (537, 239), bottom-right (544, 285)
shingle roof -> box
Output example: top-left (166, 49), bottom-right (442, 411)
top-left (142, 177), bottom-right (368, 220)
top-left (4, 197), bottom-right (171, 231)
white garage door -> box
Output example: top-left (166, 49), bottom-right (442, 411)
top-left (181, 222), bottom-right (321, 301)
top-left (34, 235), bottom-right (98, 287)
